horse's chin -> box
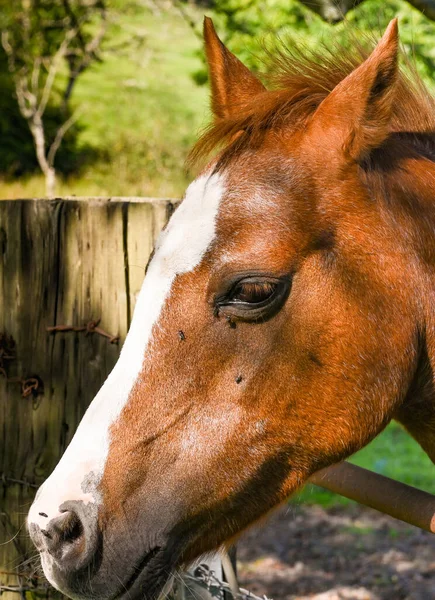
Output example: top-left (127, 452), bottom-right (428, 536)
top-left (40, 541), bottom-right (178, 600)
top-left (112, 546), bottom-right (173, 600)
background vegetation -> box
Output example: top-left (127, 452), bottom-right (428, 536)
top-left (2, 0), bottom-right (435, 199)
top-left (1, 0), bottom-right (435, 503)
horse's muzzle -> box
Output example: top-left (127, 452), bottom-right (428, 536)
top-left (28, 498), bottom-right (106, 598)
top-left (28, 498), bottom-right (179, 600)
top-left (29, 501), bottom-right (99, 570)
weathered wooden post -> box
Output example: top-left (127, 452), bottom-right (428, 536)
top-left (0, 197), bottom-right (175, 598)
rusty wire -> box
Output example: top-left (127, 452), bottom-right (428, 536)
top-left (3, 376), bottom-right (44, 399)
top-left (47, 319), bottom-right (119, 344)
top-left (183, 564), bottom-right (271, 600)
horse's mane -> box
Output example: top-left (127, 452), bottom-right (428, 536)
top-left (189, 36), bottom-right (435, 168)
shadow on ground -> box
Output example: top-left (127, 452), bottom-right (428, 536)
top-left (236, 504), bottom-right (435, 600)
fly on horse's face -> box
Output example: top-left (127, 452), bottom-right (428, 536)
top-left (28, 17), bottom-right (435, 600)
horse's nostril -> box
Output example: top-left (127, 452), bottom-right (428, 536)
top-left (40, 509), bottom-right (92, 569)
top-left (58, 510), bottom-right (83, 544)
top-left (29, 501), bottom-right (99, 573)
top-left (42, 512), bottom-right (80, 556)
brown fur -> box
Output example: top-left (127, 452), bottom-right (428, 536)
top-left (191, 20), bottom-right (435, 170)
top-left (96, 19), bottom-right (435, 599)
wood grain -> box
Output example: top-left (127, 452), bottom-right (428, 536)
top-left (0, 197), bottom-right (177, 598)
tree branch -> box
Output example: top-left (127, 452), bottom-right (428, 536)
top-left (62, 0), bottom-right (107, 106)
top-left (297, 0), bottom-right (364, 22)
top-left (406, 0), bottom-right (435, 21)
top-left (63, 15), bottom-right (107, 105)
top-left (169, 0), bottom-right (202, 40)
top-left (298, 0), bottom-right (435, 22)
top-left (31, 57), bottom-right (41, 96)
top-left (37, 27), bottom-right (77, 117)
top-left (1, 30), bottom-right (15, 71)
top-left (47, 105), bottom-right (83, 167)
top-left (15, 77), bottom-right (34, 119)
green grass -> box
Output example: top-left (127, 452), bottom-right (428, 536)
top-left (0, 6), bottom-right (208, 199)
top-left (295, 421), bottom-right (435, 507)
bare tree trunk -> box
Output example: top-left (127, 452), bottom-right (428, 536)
top-left (45, 167), bottom-right (57, 198)
top-left (1, 2), bottom-right (107, 200)
top-left (29, 115), bottom-right (57, 198)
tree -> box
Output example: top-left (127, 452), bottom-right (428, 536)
top-left (182, 0), bottom-right (435, 94)
top-left (298, 0), bottom-right (435, 23)
top-left (186, 0), bottom-right (435, 22)
top-left (0, 1), bottom-right (107, 197)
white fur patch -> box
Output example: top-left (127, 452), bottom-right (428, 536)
top-left (28, 172), bottom-right (225, 528)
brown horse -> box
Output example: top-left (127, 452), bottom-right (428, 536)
top-left (28, 17), bottom-right (435, 600)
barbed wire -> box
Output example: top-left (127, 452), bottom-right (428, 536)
top-left (47, 319), bottom-right (119, 344)
top-left (183, 564), bottom-right (272, 600)
top-left (0, 474), bottom-right (40, 489)
top-left (0, 569), bottom-right (50, 597)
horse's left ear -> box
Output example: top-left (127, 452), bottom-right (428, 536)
top-left (310, 19), bottom-right (399, 162)
top-left (203, 17), bottom-right (266, 120)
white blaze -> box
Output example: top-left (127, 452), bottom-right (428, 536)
top-left (28, 172), bottom-right (225, 528)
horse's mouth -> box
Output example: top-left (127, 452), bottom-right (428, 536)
top-left (114, 545), bottom-right (172, 600)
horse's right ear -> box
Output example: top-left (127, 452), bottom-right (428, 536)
top-left (308, 19), bottom-right (399, 163)
top-left (203, 17), bottom-right (265, 120)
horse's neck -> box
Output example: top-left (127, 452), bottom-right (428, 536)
top-left (395, 338), bottom-right (435, 463)
top-left (385, 151), bottom-right (435, 463)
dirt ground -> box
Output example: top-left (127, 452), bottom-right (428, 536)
top-left (236, 504), bottom-right (435, 600)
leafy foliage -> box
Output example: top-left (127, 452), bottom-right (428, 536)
top-left (2, 1), bottom-right (435, 196)
top-left (201, 0), bottom-right (435, 91)
top-left (0, 53), bottom-right (83, 177)
top-left (0, 0), bottom-right (105, 79)
top-left (0, 0), bottom-right (105, 179)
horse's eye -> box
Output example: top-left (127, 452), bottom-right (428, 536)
top-left (214, 275), bottom-right (291, 323)
top-left (230, 281), bottom-right (277, 304)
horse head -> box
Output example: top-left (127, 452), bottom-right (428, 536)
top-left (29, 18), bottom-right (430, 600)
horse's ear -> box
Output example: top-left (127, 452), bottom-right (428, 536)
top-left (310, 19), bottom-right (399, 162)
top-left (203, 17), bottom-right (266, 120)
